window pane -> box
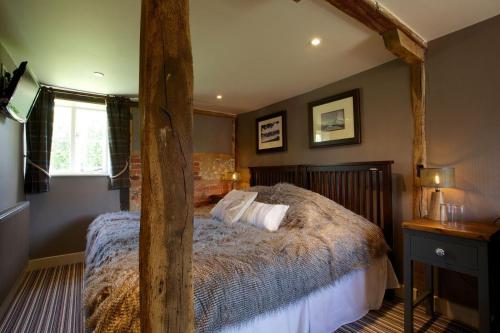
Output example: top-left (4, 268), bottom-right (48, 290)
top-left (50, 99), bottom-right (108, 175)
top-left (50, 106), bottom-right (72, 173)
top-left (74, 108), bottom-right (108, 173)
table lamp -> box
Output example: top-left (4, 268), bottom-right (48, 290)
top-left (224, 171), bottom-right (240, 190)
top-left (420, 167), bottom-right (455, 220)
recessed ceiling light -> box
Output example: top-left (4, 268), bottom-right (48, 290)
top-left (310, 37), bottom-right (322, 46)
top-left (216, 95), bottom-right (223, 100)
top-left (93, 72), bottom-right (104, 78)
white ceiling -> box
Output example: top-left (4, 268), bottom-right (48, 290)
top-left (0, 0), bottom-right (499, 114)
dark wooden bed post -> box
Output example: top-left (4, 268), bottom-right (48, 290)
top-left (139, 0), bottom-right (194, 332)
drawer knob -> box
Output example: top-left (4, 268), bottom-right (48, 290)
top-left (435, 248), bottom-right (445, 257)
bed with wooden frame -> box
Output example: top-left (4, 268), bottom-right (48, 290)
top-left (84, 160), bottom-right (398, 333)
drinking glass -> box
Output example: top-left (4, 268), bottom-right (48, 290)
top-left (440, 203), bottom-right (464, 224)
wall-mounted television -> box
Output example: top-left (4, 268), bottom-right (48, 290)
top-left (0, 61), bottom-right (40, 123)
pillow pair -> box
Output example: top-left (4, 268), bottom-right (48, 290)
top-left (210, 190), bottom-right (289, 231)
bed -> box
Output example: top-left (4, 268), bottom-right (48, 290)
top-left (84, 161), bottom-right (398, 333)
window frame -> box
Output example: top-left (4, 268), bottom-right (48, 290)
top-left (49, 98), bottom-right (110, 177)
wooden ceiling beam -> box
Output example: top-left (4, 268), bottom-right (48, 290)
top-left (383, 29), bottom-right (425, 64)
top-left (324, 0), bottom-right (427, 49)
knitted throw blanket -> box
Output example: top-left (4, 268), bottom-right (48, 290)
top-left (84, 184), bottom-right (388, 332)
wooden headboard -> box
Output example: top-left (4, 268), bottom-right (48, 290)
top-left (249, 161), bottom-right (394, 249)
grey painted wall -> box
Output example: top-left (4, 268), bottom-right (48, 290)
top-left (27, 176), bottom-right (120, 258)
top-left (0, 43), bottom-right (29, 307)
top-left (0, 43), bottom-right (25, 211)
top-left (427, 15), bottom-right (500, 222)
top-left (237, 60), bottom-right (413, 274)
top-left (194, 114), bottom-right (234, 154)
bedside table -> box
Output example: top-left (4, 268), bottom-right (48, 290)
top-left (403, 219), bottom-right (500, 333)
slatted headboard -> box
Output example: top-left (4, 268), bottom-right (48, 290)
top-left (249, 161), bottom-right (394, 249)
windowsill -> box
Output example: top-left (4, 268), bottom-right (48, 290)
top-left (50, 174), bottom-right (109, 178)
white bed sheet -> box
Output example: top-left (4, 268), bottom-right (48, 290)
top-left (219, 256), bottom-right (399, 333)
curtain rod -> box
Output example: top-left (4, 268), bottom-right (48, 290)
top-left (40, 84), bottom-right (138, 101)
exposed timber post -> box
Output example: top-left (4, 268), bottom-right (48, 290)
top-left (139, 0), bottom-right (194, 332)
top-left (410, 61), bottom-right (427, 218)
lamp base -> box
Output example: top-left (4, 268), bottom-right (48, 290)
top-left (428, 191), bottom-right (444, 221)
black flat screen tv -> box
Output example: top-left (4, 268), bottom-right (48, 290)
top-left (0, 61), bottom-right (40, 123)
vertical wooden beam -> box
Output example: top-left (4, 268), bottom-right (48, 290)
top-left (410, 61), bottom-right (427, 218)
top-left (139, 0), bottom-right (194, 332)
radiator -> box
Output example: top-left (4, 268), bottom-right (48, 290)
top-left (0, 201), bottom-right (29, 313)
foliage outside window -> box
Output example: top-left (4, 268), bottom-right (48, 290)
top-left (50, 99), bottom-right (109, 175)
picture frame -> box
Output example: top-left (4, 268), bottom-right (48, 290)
top-left (255, 110), bottom-right (287, 154)
top-left (308, 89), bottom-right (361, 148)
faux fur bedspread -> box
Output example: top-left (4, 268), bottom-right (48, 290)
top-left (84, 183), bottom-right (388, 333)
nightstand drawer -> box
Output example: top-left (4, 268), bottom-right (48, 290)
top-left (410, 233), bottom-right (478, 272)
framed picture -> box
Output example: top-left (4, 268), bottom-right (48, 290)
top-left (308, 89), bottom-right (360, 148)
top-left (256, 110), bottom-right (287, 154)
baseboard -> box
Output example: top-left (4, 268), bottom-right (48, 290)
top-left (27, 251), bottom-right (85, 271)
top-left (0, 265), bottom-right (28, 323)
top-left (394, 285), bottom-right (478, 329)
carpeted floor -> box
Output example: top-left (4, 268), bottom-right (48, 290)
top-left (0, 263), bottom-right (476, 333)
top-left (0, 264), bottom-right (83, 333)
top-left (335, 299), bottom-right (476, 333)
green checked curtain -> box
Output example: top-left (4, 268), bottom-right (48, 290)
top-left (106, 96), bottom-right (131, 190)
top-left (24, 87), bottom-right (55, 194)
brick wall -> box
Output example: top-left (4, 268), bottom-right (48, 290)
top-left (129, 152), bottom-right (142, 212)
top-left (129, 152), bottom-right (235, 211)
top-left (193, 153), bottom-right (234, 206)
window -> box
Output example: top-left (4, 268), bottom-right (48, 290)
top-left (50, 99), bottom-right (109, 175)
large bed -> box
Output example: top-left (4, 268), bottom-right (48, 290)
top-left (84, 161), bottom-right (398, 333)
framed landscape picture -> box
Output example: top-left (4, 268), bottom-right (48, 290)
top-left (256, 110), bottom-right (287, 154)
top-left (308, 89), bottom-right (360, 148)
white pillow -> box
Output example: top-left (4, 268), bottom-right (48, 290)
top-left (210, 190), bottom-right (258, 224)
top-left (240, 201), bottom-right (289, 232)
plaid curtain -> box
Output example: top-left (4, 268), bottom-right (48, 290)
top-left (106, 96), bottom-right (131, 189)
top-left (24, 87), bottom-right (55, 194)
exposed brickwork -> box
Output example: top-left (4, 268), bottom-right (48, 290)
top-left (193, 153), bottom-right (234, 207)
top-left (129, 152), bottom-right (235, 211)
top-left (129, 152), bottom-right (142, 212)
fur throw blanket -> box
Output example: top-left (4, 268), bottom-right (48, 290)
top-left (84, 184), bottom-right (388, 332)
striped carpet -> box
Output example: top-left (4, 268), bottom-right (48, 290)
top-left (336, 300), bottom-right (476, 333)
top-left (0, 263), bottom-right (476, 333)
top-left (0, 263), bottom-right (83, 333)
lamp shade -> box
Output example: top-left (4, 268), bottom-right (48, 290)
top-left (420, 167), bottom-right (455, 188)
top-left (223, 171), bottom-right (240, 181)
